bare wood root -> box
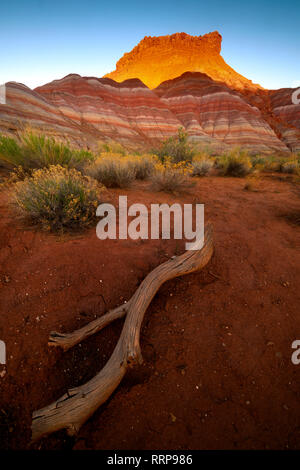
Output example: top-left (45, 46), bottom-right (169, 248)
top-left (48, 303), bottom-right (129, 351)
top-left (31, 224), bottom-right (213, 442)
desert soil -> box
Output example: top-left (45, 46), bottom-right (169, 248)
top-left (0, 175), bottom-right (299, 450)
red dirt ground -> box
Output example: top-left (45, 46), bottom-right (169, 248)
top-left (0, 175), bottom-right (299, 450)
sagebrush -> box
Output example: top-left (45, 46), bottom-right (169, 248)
top-left (191, 159), bottom-right (214, 176)
top-left (14, 165), bottom-right (102, 230)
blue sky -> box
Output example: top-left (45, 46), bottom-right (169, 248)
top-left (1, 0), bottom-right (299, 90)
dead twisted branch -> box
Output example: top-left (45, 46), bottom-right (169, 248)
top-left (31, 224), bottom-right (213, 442)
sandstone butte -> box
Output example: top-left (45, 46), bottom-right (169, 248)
top-left (104, 31), bottom-right (262, 91)
top-left (0, 31), bottom-right (299, 153)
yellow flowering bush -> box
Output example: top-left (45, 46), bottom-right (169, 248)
top-left (151, 158), bottom-right (195, 194)
top-left (14, 165), bottom-right (103, 231)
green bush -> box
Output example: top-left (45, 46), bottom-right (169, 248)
top-left (14, 165), bottom-right (102, 231)
top-left (0, 131), bottom-right (95, 171)
top-left (153, 128), bottom-right (195, 163)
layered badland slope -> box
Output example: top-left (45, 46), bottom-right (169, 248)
top-left (1, 32), bottom-right (299, 152)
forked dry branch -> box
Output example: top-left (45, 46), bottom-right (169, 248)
top-left (31, 223), bottom-right (214, 442)
top-left (48, 303), bottom-right (129, 352)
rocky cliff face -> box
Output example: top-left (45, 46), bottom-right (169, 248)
top-left (105, 31), bottom-right (262, 91)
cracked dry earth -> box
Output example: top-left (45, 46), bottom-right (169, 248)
top-left (0, 175), bottom-right (299, 449)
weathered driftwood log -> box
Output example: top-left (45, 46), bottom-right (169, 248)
top-left (31, 224), bottom-right (213, 442)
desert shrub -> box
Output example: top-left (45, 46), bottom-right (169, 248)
top-left (153, 128), bottom-right (195, 163)
top-left (14, 165), bottom-right (102, 231)
top-left (261, 154), bottom-right (300, 173)
top-left (281, 159), bottom-right (300, 174)
top-left (98, 140), bottom-right (127, 156)
top-left (218, 148), bottom-right (252, 177)
top-left (214, 156), bottom-right (225, 170)
top-left (0, 131), bottom-right (94, 171)
top-left (191, 159), bottom-right (214, 176)
top-left (151, 159), bottom-right (194, 194)
top-left (251, 156), bottom-right (265, 168)
top-left (128, 155), bottom-right (157, 180)
top-left (224, 158), bottom-right (252, 177)
top-left (262, 156), bottom-right (285, 172)
top-left (194, 145), bottom-right (215, 158)
top-left (0, 166), bottom-right (27, 190)
top-left (87, 156), bottom-right (136, 188)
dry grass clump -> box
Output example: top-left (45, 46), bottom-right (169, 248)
top-left (128, 155), bottom-right (156, 180)
top-left (191, 158), bottom-right (214, 176)
top-left (14, 165), bottom-right (102, 231)
top-left (86, 156), bottom-right (136, 188)
top-left (86, 154), bottom-right (156, 187)
top-left (0, 131), bottom-right (94, 172)
top-left (151, 159), bottom-right (195, 194)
